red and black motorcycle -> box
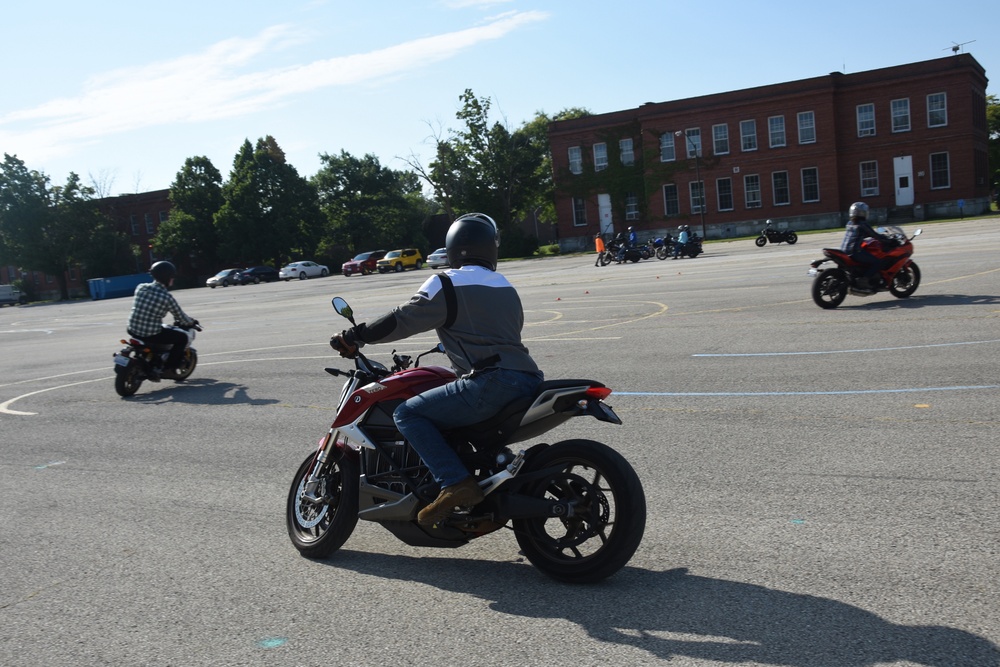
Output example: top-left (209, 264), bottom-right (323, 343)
top-left (808, 226), bottom-right (922, 309)
top-left (286, 297), bottom-right (646, 583)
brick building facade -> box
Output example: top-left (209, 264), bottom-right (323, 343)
top-left (548, 54), bottom-right (990, 251)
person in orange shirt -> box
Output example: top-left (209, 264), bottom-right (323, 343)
top-left (594, 233), bottom-right (606, 267)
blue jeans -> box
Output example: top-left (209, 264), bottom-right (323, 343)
top-left (393, 368), bottom-right (543, 488)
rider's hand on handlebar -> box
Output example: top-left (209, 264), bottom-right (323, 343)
top-left (330, 333), bottom-right (358, 359)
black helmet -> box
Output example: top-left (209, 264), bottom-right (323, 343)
top-left (446, 213), bottom-right (499, 270)
top-left (149, 261), bottom-right (176, 284)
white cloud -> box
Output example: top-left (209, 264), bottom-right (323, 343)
top-left (0, 11), bottom-right (548, 162)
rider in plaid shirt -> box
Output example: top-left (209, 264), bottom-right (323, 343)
top-left (127, 261), bottom-right (197, 378)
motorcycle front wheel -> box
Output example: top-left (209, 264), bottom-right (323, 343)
top-left (114, 363), bottom-right (143, 397)
top-left (513, 439), bottom-right (646, 584)
top-left (754, 236), bottom-right (767, 247)
top-left (656, 247), bottom-right (668, 260)
top-left (889, 262), bottom-right (920, 298)
top-left (287, 451), bottom-right (360, 558)
top-left (167, 349), bottom-right (198, 381)
top-left (785, 231), bottom-right (798, 244)
top-left (812, 268), bottom-right (848, 309)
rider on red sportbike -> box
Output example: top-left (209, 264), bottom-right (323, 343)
top-left (840, 202), bottom-right (893, 290)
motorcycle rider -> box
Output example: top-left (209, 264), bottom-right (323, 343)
top-left (330, 213), bottom-right (544, 527)
top-left (616, 226), bottom-right (637, 262)
top-left (126, 261), bottom-right (198, 381)
top-left (673, 225), bottom-right (690, 259)
top-left (841, 201), bottom-right (892, 289)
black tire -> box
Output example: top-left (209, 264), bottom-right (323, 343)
top-left (889, 262), bottom-right (920, 298)
top-left (222, 280), bottom-right (229, 287)
top-left (171, 349), bottom-right (198, 381)
top-left (513, 439), bottom-right (646, 584)
top-left (656, 247), bottom-right (668, 260)
top-left (287, 452), bottom-right (360, 558)
top-left (785, 231), bottom-right (798, 244)
top-left (415, 260), bottom-right (423, 270)
top-left (299, 272), bottom-right (308, 280)
top-left (394, 262), bottom-right (403, 272)
top-left (114, 363), bottom-right (143, 397)
top-left (812, 268), bottom-right (848, 309)
top-left (253, 277), bottom-right (261, 284)
top-left (320, 269), bottom-right (329, 277)
top-left (754, 236), bottom-right (767, 247)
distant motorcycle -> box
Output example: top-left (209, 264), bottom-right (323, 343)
top-left (654, 235), bottom-right (673, 260)
top-left (113, 322), bottom-right (201, 396)
top-left (755, 221), bottom-right (798, 247)
top-left (672, 234), bottom-right (703, 259)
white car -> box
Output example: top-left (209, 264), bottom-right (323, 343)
top-left (427, 247), bottom-right (449, 269)
top-left (206, 268), bottom-right (242, 288)
top-left (280, 261), bottom-right (329, 280)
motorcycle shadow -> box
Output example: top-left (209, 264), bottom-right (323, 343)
top-left (844, 293), bottom-right (1000, 310)
top-left (321, 552), bottom-right (998, 666)
top-left (126, 378), bottom-right (280, 406)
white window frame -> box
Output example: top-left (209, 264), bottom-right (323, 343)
top-left (688, 180), bottom-right (705, 214)
top-left (572, 197), bottom-right (587, 226)
top-left (662, 184), bottom-right (679, 216)
top-left (744, 174), bottom-right (761, 208)
top-left (619, 138), bottom-right (634, 166)
top-left (712, 124), bottom-right (729, 155)
top-left (801, 167), bottom-right (819, 203)
top-left (625, 192), bottom-right (639, 220)
top-left (568, 146), bottom-right (582, 175)
top-left (716, 177), bottom-right (733, 211)
top-left (684, 128), bottom-right (702, 158)
top-left (927, 93), bottom-right (947, 128)
top-left (659, 134), bottom-right (676, 162)
top-left (144, 213), bottom-right (156, 234)
top-left (857, 103), bottom-right (876, 137)
top-left (768, 115), bottom-right (786, 148)
top-left (891, 98), bottom-right (910, 133)
top-left (772, 171), bottom-right (790, 206)
top-left (797, 111), bottom-right (816, 144)
top-left (593, 143), bottom-right (608, 172)
top-left (930, 152), bottom-right (950, 189)
top-left (860, 161), bottom-right (879, 196)
top-left (740, 120), bottom-right (757, 152)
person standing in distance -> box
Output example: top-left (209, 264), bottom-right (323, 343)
top-left (330, 213), bottom-right (544, 527)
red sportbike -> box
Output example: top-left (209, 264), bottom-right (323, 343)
top-left (285, 297), bottom-right (646, 583)
top-left (808, 226), bottom-right (923, 309)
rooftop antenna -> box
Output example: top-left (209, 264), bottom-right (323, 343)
top-left (944, 40), bottom-right (975, 54)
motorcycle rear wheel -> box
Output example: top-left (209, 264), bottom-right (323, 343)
top-left (754, 236), bottom-right (767, 247)
top-left (287, 452), bottom-right (360, 558)
top-left (889, 263), bottom-right (920, 298)
top-left (114, 363), bottom-right (143, 397)
top-left (812, 268), bottom-right (848, 309)
top-left (513, 439), bottom-right (646, 584)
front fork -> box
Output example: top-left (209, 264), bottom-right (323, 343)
top-left (301, 428), bottom-right (346, 504)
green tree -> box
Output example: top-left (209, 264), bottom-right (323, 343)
top-left (312, 151), bottom-right (432, 259)
top-left (0, 154), bottom-right (125, 300)
top-left (214, 137), bottom-right (324, 267)
top-left (154, 156), bottom-right (223, 271)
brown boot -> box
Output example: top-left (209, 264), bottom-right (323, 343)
top-left (417, 477), bottom-right (485, 526)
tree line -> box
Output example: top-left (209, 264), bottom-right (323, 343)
top-left (0, 90), bottom-right (589, 298)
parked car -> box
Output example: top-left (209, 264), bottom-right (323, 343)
top-left (280, 261), bottom-right (329, 280)
top-left (376, 249), bottom-right (423, 273)
top-left (206, 269), bottom-right (242, 288)
top-left (342, 250), bottom-right (386, 277)
top-left (426, 247), bottom-right (449, 269)
top-left (237, 265), bottom-right (280, 284)
top-left (0, 284), bottom-right (28, 306)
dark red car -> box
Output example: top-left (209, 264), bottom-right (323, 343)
top-left (342, 250), bottom-right (386, 277)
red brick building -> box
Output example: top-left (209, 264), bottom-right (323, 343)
top-left (548, 54), bottom-right (990, 250)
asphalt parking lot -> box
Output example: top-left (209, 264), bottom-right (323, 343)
top-left (2, 218), bottom-right (999, 666)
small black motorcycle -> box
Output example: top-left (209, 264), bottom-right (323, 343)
top-left (755, 221), bottom-right (798, 247)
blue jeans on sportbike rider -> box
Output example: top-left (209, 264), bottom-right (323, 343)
top-left (393, 368), bottom-right (543, 489)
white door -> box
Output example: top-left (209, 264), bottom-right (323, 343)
top-left (598, 193), bottom-right (614, 237)
top-left (893, 156), bottom-right (914, 206)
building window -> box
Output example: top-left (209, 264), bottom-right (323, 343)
top-left (744, 174), bottom-right (761, 208)
top-left (625, 192), bottom-right (639, 220)
top-left (684, 128), bottom-right (702, 158)
top-left (593, 143), bottom-right (608, 172)
top-left (768, 116), bottom-right (786, 148)
top-left (857, 103), bottom-right (875, 137)
top-left (772, 171), bottom-right (790, 205)
top-left (660, 134), bottom-right (676, 162)
top-left (568, 147), bottom-right (582, 174)
top-left (662, 184), bottom-right (679, 216)
top-left (801, 167), bottom-right (819, 203)
top-left (740, 120), bottom-right (757, 152)
top-left (572, 197), bottom-right (587, 226)
top-left (797, 111), bottom-right (816, 144)
top-left (927, 93), bottom-right (947, 127)
top-left (716, 178), bottom-right (733, 211)
top-left (619, 138), bottom-right (634, 166)
top-left (891, 98), bottom-right (910, 132)
top-left (860, 161), bottom-right (879, 196)
top-left (129, 214), bottom-right (139, 236)
top-left (159, 210), bottom-right (169, 223)
top-left (144, 213), bottom-right (155, 234)
top-left (930, 152), bottom-right (950, 189)
top-left (712, 124), bottom-right (729, 155)
top-left (689, 181), bottom-right (705, 213)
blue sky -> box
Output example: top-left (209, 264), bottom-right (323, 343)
top-left (1, 0), bottom-right (995, 195)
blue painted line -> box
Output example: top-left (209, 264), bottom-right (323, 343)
top-left (693, 339), bottom-right (1000, 357)
top-left (617, 385), bottom-right (1000, 397)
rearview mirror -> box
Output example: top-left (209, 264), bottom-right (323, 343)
top-left (331, 297), bottom-right (354, 323)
